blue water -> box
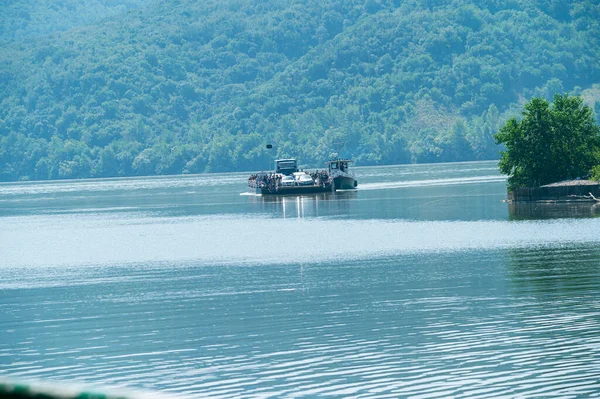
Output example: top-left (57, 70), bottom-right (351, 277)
top-left (2, 161), bottom-right (600, 398)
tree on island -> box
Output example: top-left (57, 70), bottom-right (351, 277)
top-left (494, 94), bottom-right (600, 189)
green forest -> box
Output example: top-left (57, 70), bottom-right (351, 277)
top-left (1, 0), bottom-right (600, 181)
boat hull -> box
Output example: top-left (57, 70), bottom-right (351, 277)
top-left (255, 184), bottom-right (333, 195)
top-left (334, 176), bottom-right (358, 190)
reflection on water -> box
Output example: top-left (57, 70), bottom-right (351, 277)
top-left (248, 191), bottom-right (357, 219)
top-left (508, 244), bottom-right (600, 296)
top-left (509, 201), bottom-right (600, 220)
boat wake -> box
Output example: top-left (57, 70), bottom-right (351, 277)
top-left (359, 175), bottom-right (506, 190)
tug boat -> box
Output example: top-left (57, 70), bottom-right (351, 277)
top-left (248, 159), bottom-right (333, 195)
top-left (326, 159), bottom-right (358, 190)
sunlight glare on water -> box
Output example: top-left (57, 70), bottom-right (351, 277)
top-left (1, 215), bottom-right (600, 269)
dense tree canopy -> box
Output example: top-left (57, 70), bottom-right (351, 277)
top-left (494, 94), bottom-right (600, 189)
top-left (1, 0), bottom-right (600, 181)
top-left (0, 1), bottom-right (145, 45)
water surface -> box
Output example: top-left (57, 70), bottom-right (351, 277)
top-left (2, 161), bottom-right (600, 398)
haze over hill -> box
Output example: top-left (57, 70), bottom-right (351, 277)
top-left (0, 0), bottom-right (146, 44)
top-left (1, 0), bottom-right (599, 181)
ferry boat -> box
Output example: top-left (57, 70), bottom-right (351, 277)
top-left (326, 159), bottom-right (358, 190)
top-left (248, 159), bottom-right (333, 195)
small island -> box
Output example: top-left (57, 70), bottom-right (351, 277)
top-left (494, 94), bottom-right (600, 202)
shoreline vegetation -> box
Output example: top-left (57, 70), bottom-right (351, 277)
top-left (1, 1), bottom-right (600, 182)
top-left (495, 94), bottom-right (600, 202)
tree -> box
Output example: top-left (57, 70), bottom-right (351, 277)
top-left (494, 94), bottom-right (600, 189)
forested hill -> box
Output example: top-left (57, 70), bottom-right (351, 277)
top-left (1, 0), bottom-right (600, 181)
top-left (0, 1), bottom-right (147, 44)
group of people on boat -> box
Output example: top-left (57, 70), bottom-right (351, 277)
top-left (248, 170), bottom-right (331, 191)
top-left (309, 170), bottom-right (331, 186)
top-left (248, 173), bottom-right (281, 191)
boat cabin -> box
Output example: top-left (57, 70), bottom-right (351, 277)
top-left (275, 159), bottom-right (299, 175)
top-left (327, 159), bottom-right (353, 174)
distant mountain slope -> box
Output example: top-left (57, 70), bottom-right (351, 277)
top-left (1, 0), bottom-right (599, 181)
top-left (0, 0), bottom-right (148, 44)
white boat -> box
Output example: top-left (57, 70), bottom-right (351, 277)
top-left (326, 159), bottom-right (358, 190)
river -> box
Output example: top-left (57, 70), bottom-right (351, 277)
top-left (1, 160), bottom-right (600, 398)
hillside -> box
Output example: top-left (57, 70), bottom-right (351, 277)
top-left (0, 0), bottom-right (147, 44)
top-left (1, 0), bottom-right (600, 181)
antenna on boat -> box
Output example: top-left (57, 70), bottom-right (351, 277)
top-left (330, 135), bottom-right (348, 161)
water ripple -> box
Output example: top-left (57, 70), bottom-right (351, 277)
top-left (3, 250), bottom-right (600, 397)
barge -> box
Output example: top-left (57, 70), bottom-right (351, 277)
top-left (248, 159), bottom-right (334, 195)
